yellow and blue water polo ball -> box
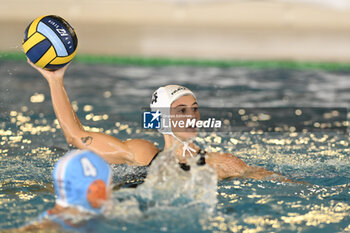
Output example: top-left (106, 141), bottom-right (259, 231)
top-left (22, 15), bottom-right (78, 70)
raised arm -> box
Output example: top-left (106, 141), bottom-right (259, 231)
top-left (28, 60), bottom-right (158, 165)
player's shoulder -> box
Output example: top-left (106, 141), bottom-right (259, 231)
top-left (124, 139), bottom-right (159, 165)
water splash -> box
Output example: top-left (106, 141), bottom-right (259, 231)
top-left (104, 146), bottom-right (218, 232)
top-left (135, 146), bottom-right (217, 209)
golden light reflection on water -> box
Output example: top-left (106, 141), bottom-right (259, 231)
top-left (281, 201), bottom-right (350, 226)
top-left (1, 106), bottom-right (350, 232)
top-left (192, 129), bottom-right (350, 232)
top-left (17, 193), bottom-right (36, 201)
top-left (1, 108), bottom-right (140, 154)
top-left (0, 179), bottom-right (54, 208)
top-left (83, 104), bottom-right (94, 112)
top-left (205, 182), bottom-right (350, 232)
top-left (30, 93), bottom-right (45, 103)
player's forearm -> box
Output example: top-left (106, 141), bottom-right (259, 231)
top-left (243, 166), bottom-right (292, 182)
top-left (47, 77), bottom-right (85, 143)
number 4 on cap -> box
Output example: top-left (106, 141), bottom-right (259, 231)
top-left (81, 157), bottom-right (97, 177)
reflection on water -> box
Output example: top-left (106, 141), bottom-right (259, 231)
top-left (0, 60), bottom-right (350, 232)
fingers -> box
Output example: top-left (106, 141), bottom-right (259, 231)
top-left (27, 57), bottom-right (69, 80)
top-left (57, 62), bottom-right (70, 75)
top-left (27, 58), bottom-right (46, 75)
top-left (50, 63), bottom-right (69, 79)
top-left (27, 58), bottom-right (38, 70)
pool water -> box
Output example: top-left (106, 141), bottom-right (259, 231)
top-left (0, 60), bottom-right (350, 232)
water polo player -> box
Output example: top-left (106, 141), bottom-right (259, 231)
top-left (19, 150), bottom-right (112, 231)
top-left (27, 60), bottom-right (289, 181)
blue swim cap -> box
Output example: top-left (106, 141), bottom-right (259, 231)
top-left (53, 150), bottom-right (111, 214)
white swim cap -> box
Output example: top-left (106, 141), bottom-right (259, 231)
top-left (150, 85), bottom-right (198, 158)
top-left (150, 85), bottom-right (196, 135)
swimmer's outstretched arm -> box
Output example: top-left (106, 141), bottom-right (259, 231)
top-left (205, 152), bottom-right (293, 182)
top-left (28, 60), bottom-right (158, 165)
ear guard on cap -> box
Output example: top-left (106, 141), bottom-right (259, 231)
top-left (87, 179), bottom-right (108, 209)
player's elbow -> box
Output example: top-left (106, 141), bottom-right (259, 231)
top-left (64, 130), bottom-right (86, 147)
top-left (65, 135), bottom-right (75, 145)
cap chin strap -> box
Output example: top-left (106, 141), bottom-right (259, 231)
top-left (169, 132), bottom-right (196, 158)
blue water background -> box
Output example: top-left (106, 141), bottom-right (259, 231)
top-left (0, 60), bottom-right (349, 232)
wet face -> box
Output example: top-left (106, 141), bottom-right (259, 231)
top-left (170, 95), bottom-right (200, 141)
